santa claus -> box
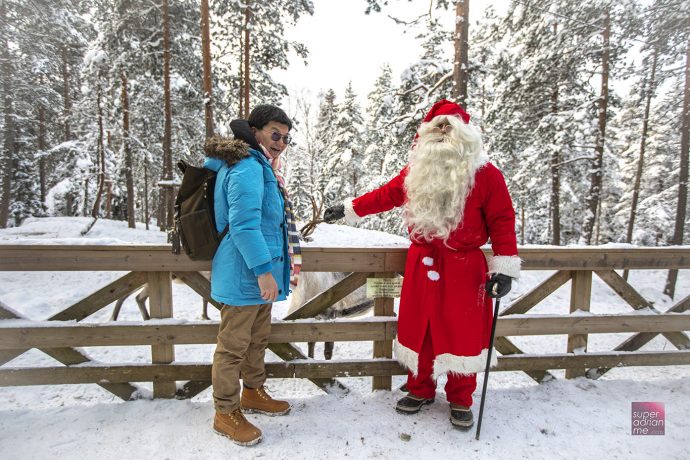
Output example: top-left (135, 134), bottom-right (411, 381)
top-left (324, 99), bottom-right (520, 430)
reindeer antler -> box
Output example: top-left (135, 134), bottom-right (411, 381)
top-left (300, 192), bottom-right (325, 239)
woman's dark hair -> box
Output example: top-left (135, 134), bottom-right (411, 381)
top-left (248, 104), bottom-right (293, 131)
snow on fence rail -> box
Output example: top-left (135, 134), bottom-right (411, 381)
top-left (1, 245), bottom-right (690, 401)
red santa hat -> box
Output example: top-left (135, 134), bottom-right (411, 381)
top-left (413, 99), bottom-right (470, 143)
top-left (423, 99), bottom-right (470, 124)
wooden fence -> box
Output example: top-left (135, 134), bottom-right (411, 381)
top-left (1, 245), bottom-right (689, 400)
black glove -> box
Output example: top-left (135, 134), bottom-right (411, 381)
top-left (485, 273), bottom-right (512, 299)
top-left (323, 204), bottom-right (345, 223)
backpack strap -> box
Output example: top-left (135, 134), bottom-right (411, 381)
top-left (219, 225), bottom-right (229, 240)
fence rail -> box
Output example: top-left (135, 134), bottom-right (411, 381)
top-left (1, 244), bottom-right (689, 399)
top-left (4, 245), bottom-right (690, 272)
top-left (2, 314), bottom-right (690, 349)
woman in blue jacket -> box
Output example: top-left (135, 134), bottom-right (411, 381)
top-left (204, 105), bottom-right (293, 446)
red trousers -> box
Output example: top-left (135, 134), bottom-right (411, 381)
top-left (406, 325), bottom-right (477, 407)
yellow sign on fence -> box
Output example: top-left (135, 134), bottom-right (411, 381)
top-left (366, 277), bottom-right (403, 298)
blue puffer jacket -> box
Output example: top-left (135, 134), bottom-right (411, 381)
top-left (203, 136), bottom-right (290, 306)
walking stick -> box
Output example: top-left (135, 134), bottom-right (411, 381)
top-left (475, 297), bottom-right (501, 440)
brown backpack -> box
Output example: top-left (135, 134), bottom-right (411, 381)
top-left (170, 160), bottom-right (228, 260)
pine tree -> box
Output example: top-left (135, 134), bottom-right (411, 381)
top-left (362, 65), bottom-right (396, 185)
top-left (314, 89), bottom-right (338, 197)
top-left (0, 0), bottom-right (93, 226)
top-left (322, 83), bottom-right (365, 203)
top-left (286, 95), bottom-right (320, 222)
top-left (287, 151), bottom-right (312, 222)
top-left (359, 64), bottom-right (404, 234)
top-left (10, 144), bottom-right (44, 225)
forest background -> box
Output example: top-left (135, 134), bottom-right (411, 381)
top-left (1, 0), bottom-right (689, 294)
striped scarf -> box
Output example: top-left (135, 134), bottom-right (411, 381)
top-left (263, 149), bottom-right (302, 287)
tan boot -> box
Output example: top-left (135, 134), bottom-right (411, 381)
top-left (213, 409), bottom-right (263, 446)
top-left (241, 385), bottom-right (291, 416)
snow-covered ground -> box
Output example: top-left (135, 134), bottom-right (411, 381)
top-left (0, 217), bottom-right (688, 459)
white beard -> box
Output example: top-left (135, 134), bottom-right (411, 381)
top-left (404, 115), bottom-right (487, 242)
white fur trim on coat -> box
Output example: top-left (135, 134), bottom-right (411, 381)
top-left (432, 348), bottom-right (497, 379)
top-left (471, 152), bottom-right (490, 177)
top-left (343, 198), bottom-right (362, 225)
top-left (488, 255), bottom-right (521, 279)
top-left (393, 339), bottom-right (419, 377)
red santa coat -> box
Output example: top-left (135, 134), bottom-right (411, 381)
top-left (345, 160), bottom-right (520, 378)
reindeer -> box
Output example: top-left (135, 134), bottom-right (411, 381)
top-left (111, 272), bottom-right (212, 321)
top-left (110, 288), bottom-right (151, 321)
top-left (286, 194), bottom-right (374, 360)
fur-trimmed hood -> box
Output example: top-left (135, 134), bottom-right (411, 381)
top-left (204, 136), bottom-right (250, 169)
top-left (203, 119), bottom-right (264, 171)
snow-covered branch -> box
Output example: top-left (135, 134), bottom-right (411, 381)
top-left (553, 156), bottom-right (598, 167)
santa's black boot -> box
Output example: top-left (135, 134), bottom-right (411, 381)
top-left (395, 393), bottom-right (435, 414)
top-left (449, 404), bottom-right (474, 430)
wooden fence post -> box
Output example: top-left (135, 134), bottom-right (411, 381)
top-left (566, 270), bottom-right (592, 378)
top-left (148, 271), bottom-right (176, 397)
top-left (372, 272), bottom-right (395, 391)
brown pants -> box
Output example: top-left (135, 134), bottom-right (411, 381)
top-left (212, 303), bottom-right (272, 414)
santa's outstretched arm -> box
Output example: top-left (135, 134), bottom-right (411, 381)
top-left (324, 167), bottom-right (408, 224)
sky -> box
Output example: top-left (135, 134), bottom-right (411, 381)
top-left (273, 0), bottom-right (509, 116)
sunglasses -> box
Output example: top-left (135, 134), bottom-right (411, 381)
top-left (266, 129), bottom-right (292, 145)
top-left (430, 123), bottom-right (452, 134)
